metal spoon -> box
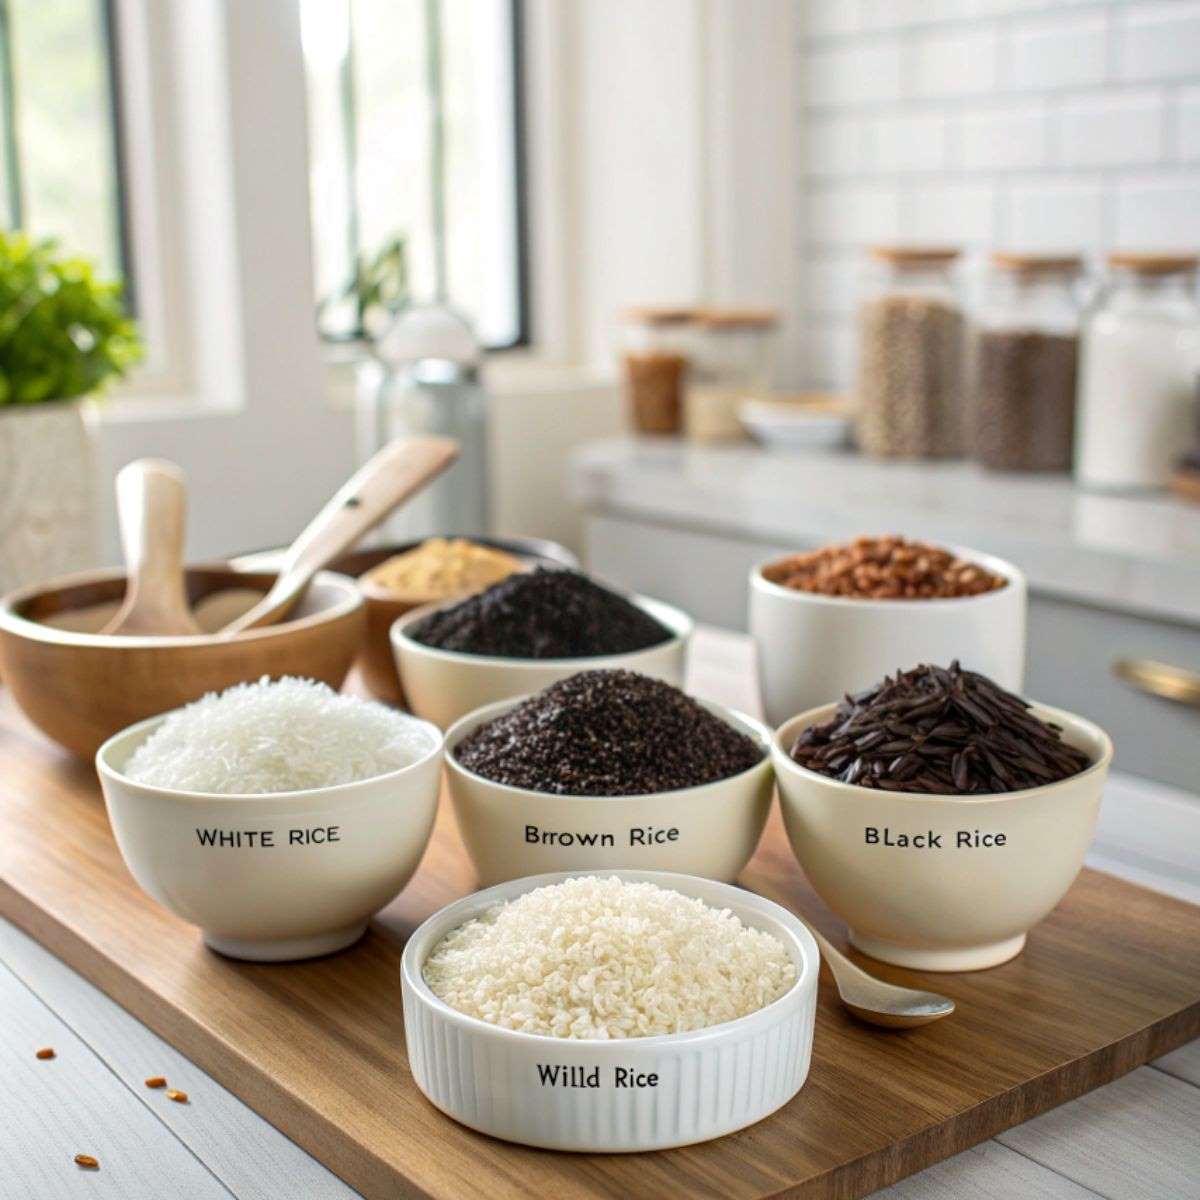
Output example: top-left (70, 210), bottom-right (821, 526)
top-left (801, 918), bottom-right (955, 1028)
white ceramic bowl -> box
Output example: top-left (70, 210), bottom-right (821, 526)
top-left (739, 399), bottom-right (853, 450)
top-left (96, 710), bottom-right (444, 962)
top-left (391, 594), bottom-right (693, 729)
top-left (401, 869), bottom-right (819, 1151)
top-left (772, 702), bottom-right (1112, 971)
top-left (749, 547), bottom-right (1028, 727)
top-left (443, 696), bottom-right (774, 886)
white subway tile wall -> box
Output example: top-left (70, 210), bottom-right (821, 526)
top-left (799, 0), bottom-right (1200, 387)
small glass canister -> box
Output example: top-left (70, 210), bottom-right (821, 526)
top-left (619, 307), bottom-right (700, 435)
top-left (970, 253), bottom-right (1083, 472)
top-left (1076, 253), bottom-right (1200, 490)
top-left (856, 246), bottom-right (964, 458)
top-left (683, 308), bottom-right (778, 442)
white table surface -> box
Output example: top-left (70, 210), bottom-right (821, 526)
top-left (2, 627), bottom-right (1198, 1200)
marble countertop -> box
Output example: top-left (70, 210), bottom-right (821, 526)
top-left (569, 438), bottom-right (1200, 625)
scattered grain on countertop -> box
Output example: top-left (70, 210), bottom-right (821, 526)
top-left (73, 1154), bottom-right (99, 1170)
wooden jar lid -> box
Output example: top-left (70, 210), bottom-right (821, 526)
top-left (991, 252), bottom-right (1083, 274)
top-left (621, 306), bottom-right (702, 326)
top-left (695, 307), bottom-right (778, 329)
top-left (867, 246), bottom-right (961, 265)
top-left (1107, 252), bottom-right (1199, 274)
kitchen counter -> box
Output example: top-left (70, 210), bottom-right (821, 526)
top-left (2, 627), bottom-right (1198, 1200)
top-left (570, 438), bottom-right (1200, 626)
top-left (572, 438), bottom-right (1200, 791)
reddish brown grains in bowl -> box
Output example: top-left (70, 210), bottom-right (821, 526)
top-left (144, 1076), bottom-right (167, 1088)
top-left (35, 1047), bottom-right (55, 1060)
top-left (74, 1154), bottom-right (99, 1170)
top-left (762, 535), bottom-right (1007, 600)
top-left (166, 1088), bottom-right (189, 1103)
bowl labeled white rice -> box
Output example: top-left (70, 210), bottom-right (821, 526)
top-left (124, 676), bottom-right (433, 794)
top-left (422, 875), bottom-right (797, 1039)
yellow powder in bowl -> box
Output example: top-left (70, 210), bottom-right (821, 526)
top-left (361, 538), bottom-right (523, 603)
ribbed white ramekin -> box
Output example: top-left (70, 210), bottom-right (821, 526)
top-left (401, 869), bottom-right (819, 1152)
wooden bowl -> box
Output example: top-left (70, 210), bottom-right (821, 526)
top-left (330, 536), bottom-right (578, 705)
top-left (0, 567), bottom-right (365, 759)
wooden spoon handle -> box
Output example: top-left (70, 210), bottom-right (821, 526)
top-left (105, 459), bottom-right (197, 635)
top-left (221, 437), bottom-right (459, 635)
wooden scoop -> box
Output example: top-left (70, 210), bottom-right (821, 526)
top-left (219, 437), bottom-right (459, 636)
top-left (102, 459), bottom-right (203, 637)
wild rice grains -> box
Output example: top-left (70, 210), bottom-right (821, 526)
top-left (423, 876), bottom-right (795, 1039)
top-left (791, 661), bottom-right (1091, 794)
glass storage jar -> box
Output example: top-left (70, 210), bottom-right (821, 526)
top-left (619, 307), bottom-right (700, 435)
top-left (1076, 254), bottom-right (1200, 491)
top-left (683, 308), bottom-right (778, 442)
top-left (970, 253), bottom-right (1083, 472)
top-left (361, 305), bottom-right (489, 539)
top-left (856, 246), bottom-right (965, 459)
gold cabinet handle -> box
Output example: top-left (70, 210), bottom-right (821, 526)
top-left (1113, 658), bottom-right (1200, 708)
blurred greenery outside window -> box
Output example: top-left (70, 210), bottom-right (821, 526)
top-left (0, 0), bottom-right (130, 299)
top-left (301, 0), bottom-right (526, 350)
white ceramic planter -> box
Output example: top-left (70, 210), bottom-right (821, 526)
top-left (444, 697), bottom-right (774, 886)
top-left (772, 702), bottom-right (1112, 971)
top-left (391, 594), bottom-right (693, 729)
top-left (0, 402), bottom-right (97, 596)
top-left (749, 547), bottom-right (1027, 727)
top-left (401, 870), bottom-right (819, 1152)
top-left (96, 710), bottom-right (444, 961)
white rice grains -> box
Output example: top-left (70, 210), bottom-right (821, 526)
top-left (422, 876), bottom-right (797, 1039)
top-left (125, 676), bottom-right (433, 794)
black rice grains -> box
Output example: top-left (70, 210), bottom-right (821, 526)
top-left (406, 568), bottom-right (672, 659)
top-left (790, 661), bottom-right (1091, 795)
top-left (455, 670), bottom-right (764, 795)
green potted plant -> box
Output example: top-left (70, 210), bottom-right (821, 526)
top-left (317, 234), bottom-right (410, 346)
top-left (0, 232), bottom-right (141, 594)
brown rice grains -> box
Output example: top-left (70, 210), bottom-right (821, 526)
top-left (763, 536), bottom-right (1006, 600)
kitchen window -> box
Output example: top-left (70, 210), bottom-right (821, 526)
top-left (0, 0), bottom-right (130, 290)
top-left (301, 0), bottom-right (527, 350)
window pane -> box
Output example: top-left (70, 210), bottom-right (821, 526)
top-left (6, 0), bottom-right (124, 280)
top-left (301, 0), bottom-right (525, 349)
top-left (351, 0), bottom-right (435, 305)
top-left (301, 0), bottom-right (358, 336)
top-left (441, 0), bottom-right (522, 348)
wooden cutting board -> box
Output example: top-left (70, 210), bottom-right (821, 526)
top-left (2, 652), bottom-right (1199, 1200)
